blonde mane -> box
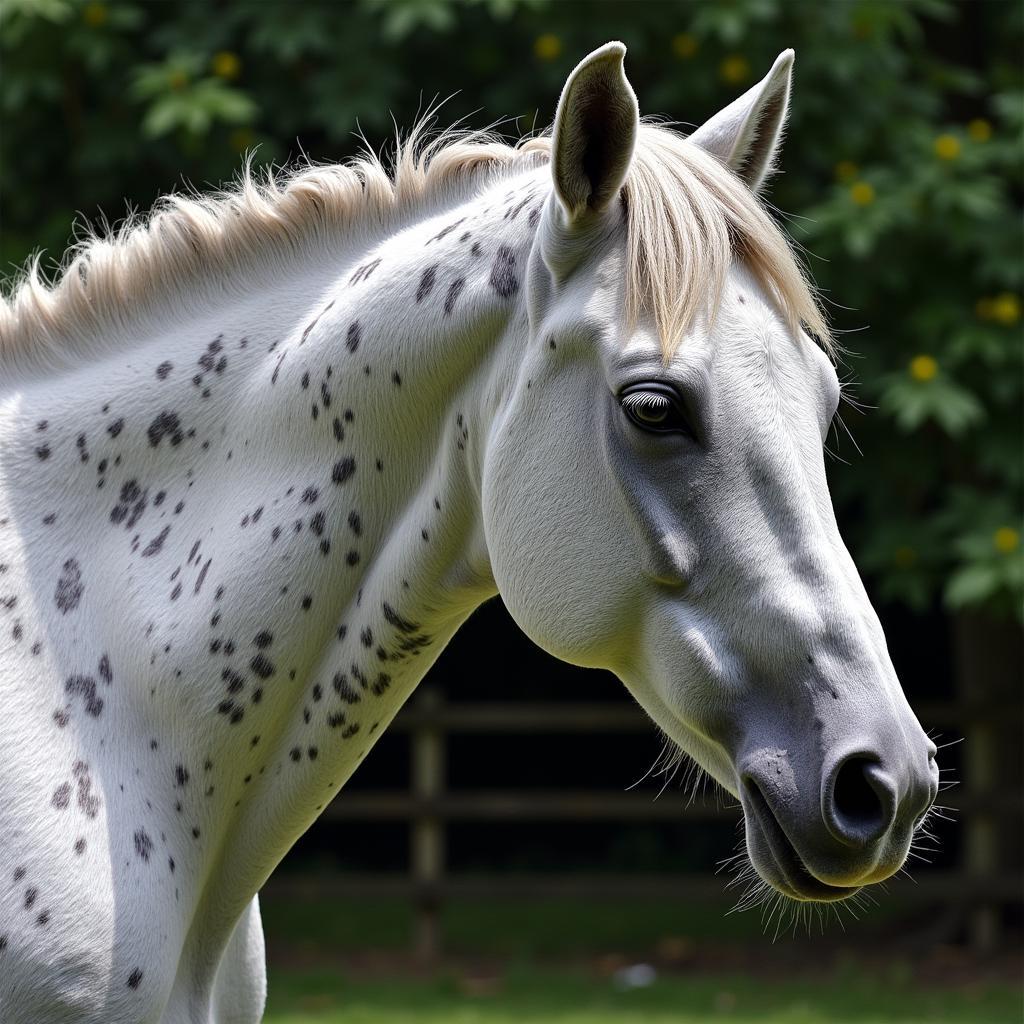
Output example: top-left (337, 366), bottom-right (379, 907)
top-left (0, 121), bottom-right (830, 369)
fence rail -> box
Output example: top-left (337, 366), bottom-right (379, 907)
top-left (267, 688), bottom-right (1021, 959)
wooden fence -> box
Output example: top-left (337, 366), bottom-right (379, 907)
top-left (266, 685), bottom-right (1022, 958)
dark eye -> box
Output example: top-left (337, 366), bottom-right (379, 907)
top-left (619, 382), bottom-right (693, 436)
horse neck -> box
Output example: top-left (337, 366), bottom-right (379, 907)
top-left (179, 166), bottom-right (550, 911)
top-left (278, 163), bottom-right (546, 618)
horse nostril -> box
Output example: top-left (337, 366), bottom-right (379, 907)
top-left (824, 754), bottom-right (896, 848)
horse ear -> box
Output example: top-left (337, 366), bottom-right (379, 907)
top-left (551, 41), bottom-right (639, 223)
top-left (687, 49), bottom-right (794, 192)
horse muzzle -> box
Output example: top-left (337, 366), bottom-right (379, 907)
top-left (737, 735), bottom-right (939, 902)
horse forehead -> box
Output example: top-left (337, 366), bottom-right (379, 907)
top-left (712, 287), bottom-right (824, 398)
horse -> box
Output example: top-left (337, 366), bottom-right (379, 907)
top-left (0, 42), bottom-right (938, 1022)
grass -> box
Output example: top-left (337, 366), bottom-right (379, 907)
top-left (260, 892), bottom-right (1023, 1023)
top-left (264, 965), bottom-right (1021, 1024)
top-left (259, 893), bottom-right (910, 956)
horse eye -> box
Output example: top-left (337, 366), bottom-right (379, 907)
top-left (619, 383), bottom-right (692, 436)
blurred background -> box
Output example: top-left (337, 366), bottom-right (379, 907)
top-left (2, 1), bottom-right (1022, 1021)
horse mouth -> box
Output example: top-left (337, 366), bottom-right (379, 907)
top-left (742, 779), bottom-right (861, 903)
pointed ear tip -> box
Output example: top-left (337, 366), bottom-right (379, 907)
top-left (584, 40), bottom-right (627, 65)
top-left (774, 49), bottom-right (796, 71)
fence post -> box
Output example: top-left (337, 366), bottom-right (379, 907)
top-left (410, 685), bottom-right (445, 962)
top-left (953, 612), bottom-right (1003, 954)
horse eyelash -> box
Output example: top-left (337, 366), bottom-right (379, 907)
top-left (621, 391), bottom-right (669, 411)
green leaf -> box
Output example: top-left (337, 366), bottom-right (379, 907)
top-left (945, 564), bottom-right (1001, 607)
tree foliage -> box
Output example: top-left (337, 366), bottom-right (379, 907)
top-left (1, 0), bottom-right (1021, 619)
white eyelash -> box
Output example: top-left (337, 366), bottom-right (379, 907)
top-left (622, 391), bottom-right (669, 412)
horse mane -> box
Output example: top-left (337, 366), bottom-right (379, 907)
top-left (0, 118), bottom-right (830, 371)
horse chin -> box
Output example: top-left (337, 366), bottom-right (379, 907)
top-left (742, 786), bottom-right (863, 904)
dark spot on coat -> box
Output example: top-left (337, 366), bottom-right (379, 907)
top-left (349, 258), bottom-right (381, 285)
top-left (107, 418), bottom-right (124, 438)
top-left (141, 526), bottom-right (171, 557)
top-left (427, 217), bottom-right (466, 244)
top-left (127, 968), bottom-right (143, 989)
top-left (332, 458), bottom-right (355, 485)
top-left (52, 783), bottom-right (72, 809)
top-left (489, 245), bottom-right (518, 297)
top-left (416, 265), bottom-right (438, 302)
top-left (332, 673), bottom-right (360, 704)
top-left (250, 654), bottom-right (276, 679)
top-left (195, 559), bottom-right (212, 594)
top-left (35, 445), bottom-right (50, 461)
top-left (223, 668), bottom-right (244, 694)
top-left (383, 602), bottom-right (419, 634)
top-left (346, 321), bottom-right (361, 353)
top-left (444, 277), bottom-right (465, 316)
top-left (110, 479), bottom-right (148, 529)
top-left (54, 559), bottom-right (84, 613)
top-left (147, 411), bottom-right (183, 447)
top-left (134, 829), bottom-right (153, 861)
top-left (156, 361), bottom-right (172, 379)
top-left (65, 673), bottom-right (103, 716)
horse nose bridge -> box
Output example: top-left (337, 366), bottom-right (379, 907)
top-left (717, 472), bottom-right (867, 646)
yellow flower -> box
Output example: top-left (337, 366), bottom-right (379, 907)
top-left (934, 134), bottom-right (961, 160)
top-left (894, 546), bottom-right (917, 568)
top-left (994, 527), bottom-right (1020, 554)
top-left (835, 160), bottom-right (859, 183)
top-left (720, 55), bottom-right (750, 85)
top-left (991, 292), bottom-right (1020, 325)
top-left (212, 51), bottom-right (242, 81)
top-left (534, 34), bottom-right (562, 61)
top-left (83, 2), bottom-right (107, 26)
top-left (672, 33), bottom-right (698, 59)
top-left (967, 118), bottom-right (992, 142)
top-left (850, 181), bottom-right (875, 206)
top-left (909, 355), bottom-right (938, 382)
